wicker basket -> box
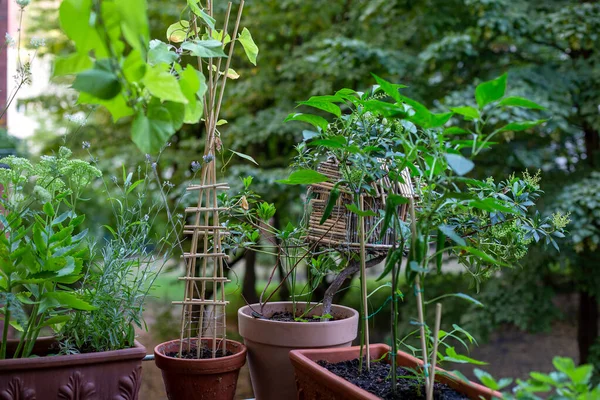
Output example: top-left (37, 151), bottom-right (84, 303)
top-left (305, 158), bottom-right (415, 255)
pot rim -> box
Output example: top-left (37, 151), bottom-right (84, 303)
top-left (0, 338), bottom-right (146, 372)
top-left (154, 337), bottom-right (247, 364)
top-left (238, 301), bottom-right (358, 326)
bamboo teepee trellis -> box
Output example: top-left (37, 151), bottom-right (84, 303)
top-left (175, 0), bottom-right (245, 358)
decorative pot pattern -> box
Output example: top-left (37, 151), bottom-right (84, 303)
top-left (0, 338), bottom-right (146, 400)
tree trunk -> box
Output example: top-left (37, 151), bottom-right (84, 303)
top-left (243, 250), bottom-right (259, 304)
top-left (578, 291), bottom-right (599, 363)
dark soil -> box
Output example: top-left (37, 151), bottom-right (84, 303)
top-left (267, 311), bottom-right (336, 322)
top-left (318, 359), bottom-right (468, 400)
top-left (166, 347), bottom-right (233, 359)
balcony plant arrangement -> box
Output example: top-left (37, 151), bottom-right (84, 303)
top-left (287, 74), bottom-right (569, 399)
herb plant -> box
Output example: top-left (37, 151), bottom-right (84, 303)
top-left (58, 151), bottom-right (187, 354)
top-left (0, 148), bottom-right (101, 359)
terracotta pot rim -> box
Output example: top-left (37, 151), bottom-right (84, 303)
top-left (238, 302), bottom-right (358, 326)
top-left (154, 337), bottom-right (247, 364)
top-left (0, 338), bottom-right (146, 372)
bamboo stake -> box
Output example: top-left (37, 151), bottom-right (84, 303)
top-left (415, 276), bottom-right (430, 392)
top-left (428, 303), bottom-right (442, 400)
top-left (359, 195), bottom-right (370, 371)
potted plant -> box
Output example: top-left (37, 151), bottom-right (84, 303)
top-left (287, 74), bottom-right (569, 399)
top-left (232, 91), bottom-right (419, 398)
top-left (147, 1), bottom-right (259, 399)
top-left (0, 144), bottom-right (183, 398)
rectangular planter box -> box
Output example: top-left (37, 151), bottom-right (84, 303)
top-left (0, 337), bottom-right (146, 400)
top-left (290, 344), bottom-right (502, 400)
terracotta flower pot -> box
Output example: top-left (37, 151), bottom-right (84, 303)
top-left (238, 302), bottom-right (359, 400)
top-left (154, 337), bottom-right (247, 400)
top-left (289, 344), bottom-right (502, 399)
top-left (0, 337), bottom-right (146, 400)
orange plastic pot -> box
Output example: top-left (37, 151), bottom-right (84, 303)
top-left (154, 338), bottom-right (247, 400)
top-left (290, 344), bottom-right (502, 399)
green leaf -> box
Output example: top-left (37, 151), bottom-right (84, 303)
top-left (475, 73), bottom-right (507, 109)
top-left (309, 136), bottom-right (347, 149)
top-left (59, 0), bottom-right (106, 56)
top-left (116, 0), bottom-right (149, 53)
top-left (443, 127), bottom-right (469, 136)
top-left (498, 119), bottom-right (548, 133)
top-left (497, 96), bottom-right (546, 110)
top-left (166, 20), bottom-right (190, 43)
top-left (445, 153), bottom-right (474, 176)
top-left (469, 198), bottom-right (515, 213)
top-left (450, 106), bottom-right (480, 120)
top-left (72, 66), bottom-right (121, 100)
top-left (276, 169), bottom-right (329, 185)
top-left (131, 106), bottom-right (175, 154)
top-left (187, 0), bottom-right (215, 29)
top-left (40, 315), bottom-right (71, 328)
top-left (404, 97), bottom-right (452, 128)
top-left (371, 73), bottom-right (406, 102)
top-left (238, 27), bottom-right (258, 66)
top-left (298, 99), bottom-right (341, 117)
top-left (377, 247), bottom-right (402, 281)
top-left (78, 92), bottom-right (133, 122)
top-left (438, 225), bottom-right (466, 246)
top-left (284, 113), bottom-right (329, 132)
top-left (123, 50), bottom-right (147, 82)
top-left (445, 347), bottom-right (488, 365)
top-left (231, 150), bottom-right (259, 165)
top-left (40, 291), bottom-right (97, 314)
top-left (320, 187), bottom-right (341, 224)
top-left (459, 246), bottom-right (508, 266)
top-left (53, 53), bottom-right (92, 77)
top-left (181, 39), bottom-right (227, 58)
top-left (143, 65), bottom-right (188, 104)
top-left (179, 65), bottom-right (202, 124)
top-left (346, 204), bottom-right (377, 217)
top-left (148, 40), bottom-right (178, 66)
top-left (473, 368), bottom-right (498, 388)
top-left (43, 202), bottom-right (55, 218)
top-left (567, 364), bottom-right (593, 385)
top-left (552, 357), bottom-right (576, 374)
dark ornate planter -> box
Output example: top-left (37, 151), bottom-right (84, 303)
top-left (290, 344), bottom-right (502, 400)
top-left (0, 337), bottom-right (146, 400)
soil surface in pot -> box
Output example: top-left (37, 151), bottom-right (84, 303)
top-left (318, 359), bottom-right (468, 400)
top-left (266, 311), bottom-right (338, 322)
top-left (166, 347), bottom-right (233, 359)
